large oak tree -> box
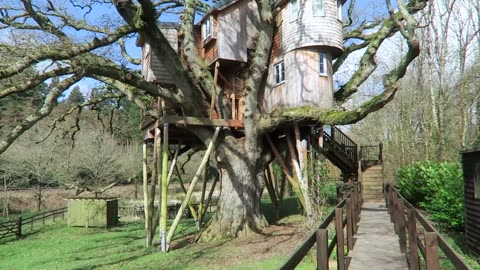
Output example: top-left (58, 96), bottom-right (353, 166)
top-left (0, 0), bottom-right (427, 240)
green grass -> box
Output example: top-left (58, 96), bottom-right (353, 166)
top-left (0, 218), bottom-right (314, 270)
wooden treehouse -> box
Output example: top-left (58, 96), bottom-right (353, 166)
top-left (136, 0), bottom-right (385, 252)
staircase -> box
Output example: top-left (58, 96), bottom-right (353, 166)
top-left (321, 126), bottom-right (384, 201)
top-left (362, 165), bottom-right (384, 201)
top-left (322, 126), bottom-right (358, 176)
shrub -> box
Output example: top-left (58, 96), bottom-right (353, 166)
top-left (396, 161), bottom-right (464, 231)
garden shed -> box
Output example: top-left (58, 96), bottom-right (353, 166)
top-left (67, 197), bottom-right (118, 228)
top-left (461, 149), bottom-right (480, 256)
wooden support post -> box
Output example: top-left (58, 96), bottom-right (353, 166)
top-left (16, 217), bottom-right (22, 239)
top-left (166, 127), bottom-right (221, 249)
top-left (346, 198), bottom-right (353, 251)
top-left (174, 164), bottom-right (199, 221)
top-left (398, 199), bottom-right (407, 254)
top-left (142, 142), bottom-right (148, 239)
top-left (287, 132), bottom-right (312, 217)
top-left (160, 124), bottom-right (169, 252)
top-left (268, 163), bottom-right (279, 199)
top-left (199, 173), bottom-right (219, 227)
top-left (425, 232), bottom-right (440, 270)
top-left (198, 160), bottom-right (209, 228)
top-left (316, 229), bottom-right (329, 270)
top-left (335, 208), bottom-right (345, 270)
top-left (407, 209), bottom-right (419, 270)
top-left (393, 192), bottom-right (399, 234)
top-left (351, 191), bottom-right (357, 234)
top-left (166, 144), bottom-right (180, 186)
top-left (266, 134), bottom-right (306, 209)
top-left (264, 169), bottom-right (279, 212)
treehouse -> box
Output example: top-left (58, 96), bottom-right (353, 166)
top-left (461, 149), bottom-right (480, 256)
top-left (138, 0), bottom-right (346, 127)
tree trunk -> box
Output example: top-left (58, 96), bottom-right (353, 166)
top-left (201, 137), bottom-right (268, 241)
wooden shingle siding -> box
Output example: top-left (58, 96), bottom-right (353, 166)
top-left (279, 0), bottom-right (343, 57)
top-left (142, 27), bottom-right (179, 84)
top-left (217, 3), bottom-right (248, 62)
top-left (263, 48), bottom-right (333, 112)
top-left (462, 150), bottom-right (480, 256)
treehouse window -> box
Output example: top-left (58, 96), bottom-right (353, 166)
top-left (313, 0), bottom-right (325, 17)
top-left (475, 162), bottom-right (480, 199)
top-left (202, 16), bottom-right (213, 41)
top-left (274, 61), bottom-right (285, 85)
top-left (337, 0), bottom-right (343, 21)
top-left (290, 0), bottom-right (298, 22)
top-left (319, 52), bottom-right (328, 76)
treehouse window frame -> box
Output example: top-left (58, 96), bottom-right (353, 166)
top-left (313, 0), bottom-right (325, 17)
top-left (274, 61), bottom-right (285, 85)
top-left (319, 52), bottom-right (328, 76)
top-left (290, 0), bottom-right (299, 22)
top-left (202, 16), bottom-right (213, 41)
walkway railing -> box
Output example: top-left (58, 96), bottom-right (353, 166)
top-left (0, 207), bottom-right (67, 242)
top-left (280, 183), bottom-right (363, 270)
top-left (385, 184), bottom-right (471, 270)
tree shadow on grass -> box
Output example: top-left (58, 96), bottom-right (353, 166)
top-left (262, 197), bottom-right (303, 224)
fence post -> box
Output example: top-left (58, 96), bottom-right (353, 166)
top-left (393, 192), bottom-right (399, 234)
top-left (316, 229), bottom-right (329, 270)
top-left (425, 232), bottom-right (439, 270)
top-left (42, 213), bottom-right (45, 225)
top-left (398, 199), bottom-right (407, 254)
top-left (407, 209), bottom-right (419, 270)
top-left (30, 217), bottom-right (33, 231)
top-left (346, 198), bottom-right (353, 251)
top-left (16, 217), bottom-right (22, 239)
top-left (53, 210), bottom-right (56, 222)
top-left (388, 187), bottom-right (394, 222)
top-left (335, 208), bottom-right (345, 270)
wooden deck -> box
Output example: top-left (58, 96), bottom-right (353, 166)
top-left (348, 202), bottom-right (408, 270)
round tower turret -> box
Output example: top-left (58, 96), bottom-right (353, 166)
top-left (262, 0), bottom-right (344, 113)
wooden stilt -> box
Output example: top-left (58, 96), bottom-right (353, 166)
top-left (287, 132), bottom-right (312, 217)
top-left (199, 172), bottom-right (219, 228)
top-left (147, 127), bottom-right (160, 247)
top-left (160, 124), bottom-right (169, 252)
top-left (174, 163), bottom-right (199, 221)
top-left (266, 134), bottom-right (305, 209)
top-left (166, 127), bottom-right (221, 249)
top-left (166, 144), bottom-right (180, 186)
top-left (142, 142), bottom-right (149, 247)
top-left (264, 169), bottom-right (279, 212)
top-left (198, 160), bottom-right (209, 228)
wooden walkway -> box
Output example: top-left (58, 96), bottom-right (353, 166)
top-left (348, 202), bottom-right (408, 270)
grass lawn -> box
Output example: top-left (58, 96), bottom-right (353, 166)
top-left (0, 198), bottom-right (315, 270)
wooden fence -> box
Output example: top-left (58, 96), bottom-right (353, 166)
top-left (0, 207), bottom-right (67, 242)
top-left (385, 184), bottom-right (472, 270)
top-left (280, 183), bottom-right (363, 270)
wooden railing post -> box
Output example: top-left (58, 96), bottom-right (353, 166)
top-left (335, 208), bottom-right (345, 270)
top-left (351, 190), bottom-right (357, 234)
top-left (346, 198), bottom-right (353, 251)
top-left (16, 217), bottom-right (22, 239)
top-left (393, 192), bottom-right (399, 234)
top-left (407, 209), bottom-right (419, 270)
top-left (316, 229), bottom-right (329, 270)
top-left (398, 199), bottom-right (407, 254)
top-left (425, 232), bottom-right (440, 270)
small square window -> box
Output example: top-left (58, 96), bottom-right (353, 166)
top-left (274, 61), bottom-right (285, 85)
top-left (337, 0), bottom-right (343, 21)
top-left (313, 0), bottom-right (324, 17)
top-left (319, 52), bottom-right (328, 76)
top-left (290, 0), bottom-right (298, 22)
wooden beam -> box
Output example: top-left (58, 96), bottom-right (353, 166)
top-left (160, 115), bottom-right (243, 128)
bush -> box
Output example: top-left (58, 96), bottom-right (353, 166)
top-left (396, 161), bottom-right (464, 231)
